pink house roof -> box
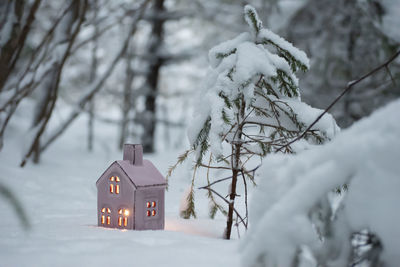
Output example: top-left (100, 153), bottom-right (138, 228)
top-left (116, 160), bottom-right (167, 188)
top-left (96, 144), bottom-right (167, 188)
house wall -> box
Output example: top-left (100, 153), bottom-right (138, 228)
top-left (134, 186), bottom-right (165, 230)
top-left (97, 163), bottom-right (136, 229)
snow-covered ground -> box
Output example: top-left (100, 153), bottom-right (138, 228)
top-left (0, 102), bottom-right (240, 267)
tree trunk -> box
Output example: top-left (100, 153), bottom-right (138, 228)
top-left (225, 143), bottom-right (241, 240)
top-left (141, 0), bottom-right (165, 153)
top-left (0, 0), bottom-right (24, 92)
top-left (119, 47), bottom-right (134, 149)
top-left (0, 0), bottom-right (41, 92)
top-left (87, 0), bottom-right (98, 152)
top-left (225, 97), bottom-right (245, 240)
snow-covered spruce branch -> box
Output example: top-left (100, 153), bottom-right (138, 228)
top-left (172, 5), bottom-right (338, 240)
top-left (38, 0), bottom-right (151, 155)
top-left (277, 49), bottom-right (400, 153)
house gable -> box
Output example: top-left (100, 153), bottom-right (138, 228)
top-left (96, 161), bottom-right (136, 189)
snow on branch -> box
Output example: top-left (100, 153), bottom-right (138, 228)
top-left (242, 98), bottom-right (400, 266)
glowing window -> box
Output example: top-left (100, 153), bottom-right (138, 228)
top-left (117, 208), bottom-right (129, 228)
top-left (109, 176), bottom-right (121, 194)
top-left (146, 210), bottom-right (151, 217)
top-left (101, 207), bottom-right (112, 225)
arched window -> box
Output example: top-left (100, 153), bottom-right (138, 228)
top-left (118, 208), bottom-right (129, 227)
top-left (101, 207), bottom-right (112, 225)
top-left (109, 176), bottom-right (121, 194)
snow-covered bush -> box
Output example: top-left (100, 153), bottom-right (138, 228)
top-left (241, 99), bottom-right (400, 266)
top-left (169, 5), bottom-right (338, 239)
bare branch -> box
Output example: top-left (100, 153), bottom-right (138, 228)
top-left (277, 50), bottom-right (400, 152)
top-left (39, 0), bottom-right (151, 154)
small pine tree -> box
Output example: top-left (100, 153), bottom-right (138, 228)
top-left (169, 5), bottom-right (338, 239)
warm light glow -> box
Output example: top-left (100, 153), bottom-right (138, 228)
top-left (118, 209), bottom-right (122, 215)
top-left (152, 210), bottom-right (156, 216)
top-left (110, 184), bottom-right (114, 193)
top-left (101, 215), bottom-right (105, 224)
top-left (101, 208), bottom-right (105, 213)
top-left (116, 176), bottom-right (120, 182)
top-left (118, 217), bottom-right (122, 226)
top-left (107, 208), bottom-right (111, 213)
top-left (116, 184), bottom-right (120, 194)
top-left (146, 202), bottom-right (151, 208)
top-left (124, 209), bottom-right (129, 216)
top-left (123, 217), bottom-right (127, 227)
top-left (146, 210), bottom-right (151, 217)
top-left (152, 201), bottom-right (156, 207)
top-left (110, 176), bottom-right (115, 182)
top-left (107, 216), bottom-right (111, 225)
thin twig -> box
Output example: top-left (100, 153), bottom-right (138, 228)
top-left (198, 186), bottom-right (247, 229)
top-left (198, 163), bottom-right (231, 170)
top-left (200, 165), bottom-right (261, 188)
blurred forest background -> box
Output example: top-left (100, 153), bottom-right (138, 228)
top-left (0, 0), bottom-right (399, 165)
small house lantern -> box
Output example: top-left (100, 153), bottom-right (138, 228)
top-left (96, 144), bottom-right (166, 230)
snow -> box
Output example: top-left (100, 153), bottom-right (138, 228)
top-left (234, 42), bottom-right (277, 86)
top-left (257, 28), bottom-right (310, 69)
top-left (381, 0), bottom-right (400, 42)
top-left (241, 99), bottom-right (400, 266)
top-left (0, 101), bottom-right (240, 267)
top-left (208, 32), bottom-right (251, 68)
